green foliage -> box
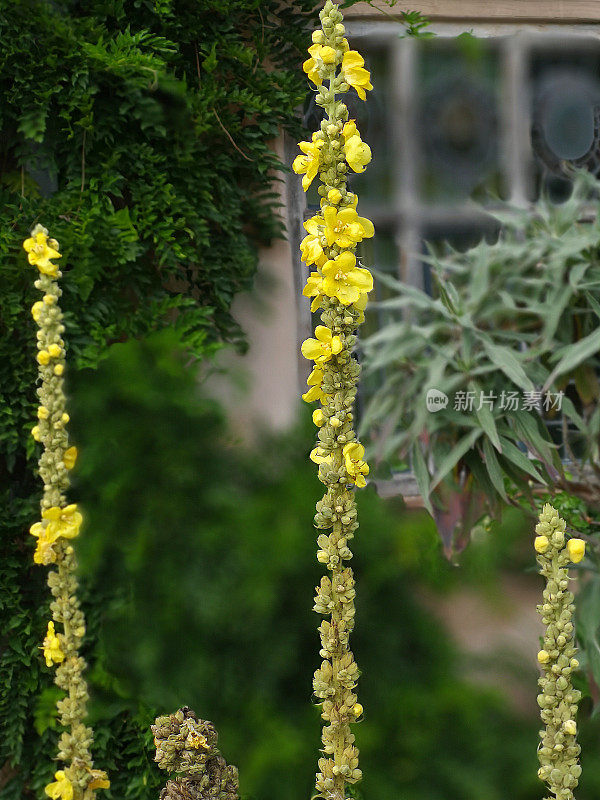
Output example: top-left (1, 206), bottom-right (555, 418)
top-left (0, 0), bottom-right (319, 794)
top-left (360, 174), bottom-right (600, 554)
top-left (339, 2), bottom-right (434, 39)
top-left (17, 329), bottom-right (596, 800)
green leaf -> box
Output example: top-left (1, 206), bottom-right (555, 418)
top-left (576, 577), bottom-right (600, 695)
top-left (431, 428), bottom-right (482, 490)
top-left (482, 438), bottom-right (508, 502)
top-left (480, 340), bottom-right (534, 393)
top-left (497, 436), bottom-right (544, 483)
top-left (33, 687), bottom-right (64, 735)
top-left (470, 383), bottom-right (501, 452)
top-left (202, 42), bottom-right (217, 73)
top-left (544, 326), bottom-right (600, 390)
top-left (510, 411), bottom-right (560, 470)
top-left (411, 442), bottom-right (433, 514)
top-left (585, 290), bottom-right (600, 320)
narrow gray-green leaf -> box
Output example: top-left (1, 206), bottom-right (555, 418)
top-left (482, 437), bottom-right (509, 502)
top-left (431, 429), bottom-right (482, 490)
top-left (544, 326), bottom-right (600, 391)
top-left (411, 443), bottom-right (434, 515)
top-left (481, 340), bottom-right (534, 393)
top-left (497, 436), bottom-right (544, 483)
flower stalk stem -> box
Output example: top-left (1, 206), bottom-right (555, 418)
top-left (24, 225), bottom-right (109, 800)
top-left (295, 2), bottom-right (374, 796)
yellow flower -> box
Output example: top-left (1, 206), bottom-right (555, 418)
top-left (302, 366), bottom-right (326, 403)
top-left (54, 364), bottom-right (64, 376)
top-left (321, 251), bottom-right (373, 305)
top-left (187, 731), bottom-right (209, 750)
top-left (305, 206), bottom-right (374, 249)
top-left (567, 538), bottom-right (585, 563)
top-left (48, 343), bottom-right (62, 358)
top-left (303, 272), bottom-right (325, 312)
top-left (30, 525), bottom-right (52, 563)
top-left (341, 50), bottom-right (373, 101)
top-left (37, 350), bottom-right (50, 365)
top-left (346, 291), bottom-right (369, 325)
top-left (303, 44), bottom-right (337, 86)
top-left (23, 230), bottom-right (62, 277)
top-left (300, 234), bottom-right (327, 268)
top-left (31, 301), bottom-right (44, 322)
top-left (344, 134), bottom-right (372, 173)
top-left (43, 503), bottom-right (83, 540)
top-left (310, 446), bottom-right (333, 465)
top-left (293, 135), bottom-right (325, 191)
top-left (31, 425), bottom-right (41, 442)
top-left (327, 188), bottom-right (342, 204)
top-left (342, 120), bottom-right (359, 141)
top-left (342, 442), bottom-right (369, 488)
top-left (301, 325), bottom-right (343, 364)
top-left (87, 774), bottom-right (110, 791)
top-left (534, 535), bottom-right (549, 553)
top-left (313, 409), bottom-right (326, 427)
top-left (41, 621), bottom-right (64, 667)
top-left (353, 703), bottom-right (363, 717)
top-left (63, 446), bottom-right (78, 470)
top-left (38, 406), bottom-right (49, 420)
top-left (29, 521), bottom-right (60, 565)
top-left (45, 771), bottom-right (73, 800)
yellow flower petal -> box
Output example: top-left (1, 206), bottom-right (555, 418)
top-left (315, 325), bottom-right (333, 344)
top-left (63, 446), bottom-right (78, 470)
top-left (41, 621), bottom-right (64, 667)
top-left (344, 134), bottom-right (372, 173)
top-left (567, 538), bottom-right (585, 563)
top-left (313, 409), bottom-right (325, 427)
top-left (45, 771), bottom-right (73, 800)
top-left (31, 301), bottom-right (44, 322)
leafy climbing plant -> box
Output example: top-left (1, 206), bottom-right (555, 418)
top-left (0, 1), bottom-right (319, 797)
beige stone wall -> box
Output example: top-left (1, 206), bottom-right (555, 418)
top-left (205, 133), bottom-right (302, 439)
top-left (345, 0), bottom-right (600, 22)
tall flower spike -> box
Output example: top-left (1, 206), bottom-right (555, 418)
top-left (151, 708), bottom-right (239, 800)
top-left (535, 504), bottom-right (584, 800)
top-left (296, 2), bottom-right (374, 797)
top-left (24, 225), bottom-right (109, 800)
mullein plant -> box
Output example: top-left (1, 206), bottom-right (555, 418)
top-left (293, 2), bottom-right (373, 797)
top-left (151, 708), bottom-right (239, 800)
top-left (534, 504), bottom-right (586, 800)
top-left (24, 225), bottom-right (109, 800)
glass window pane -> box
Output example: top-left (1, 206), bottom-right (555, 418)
top-left (417, 37), bottom-right (501, 203)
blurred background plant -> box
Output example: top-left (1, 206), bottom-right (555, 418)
top-left (360, 173), bottom-right (600, 552)
top-left (359, 173), bottom-right (600, 733)
top-left (33, 329), bottom-right (600, 800)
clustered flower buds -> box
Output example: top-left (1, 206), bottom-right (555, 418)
top-left (295, 2), bottom-right (374, 797)
top-left (24, 225), bottom-right (109, 800)
top-left (152, 708), bottom-right (239, 800)
top-left (535, 504), bottom-right (585, 800)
